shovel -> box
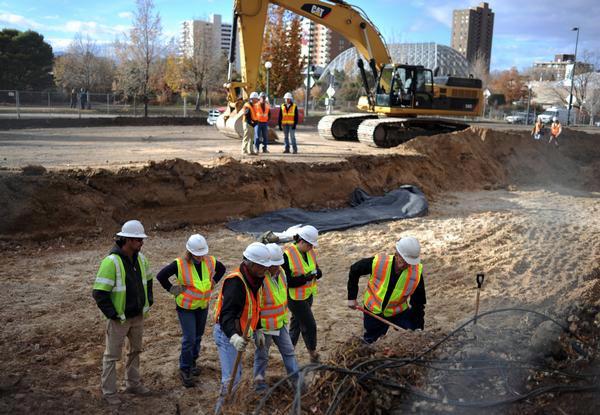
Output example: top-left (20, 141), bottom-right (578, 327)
top-left (474, 273), bottom-right (485, 325)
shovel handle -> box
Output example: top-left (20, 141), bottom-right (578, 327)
top-left (356, 306), bottom-right (402, 331)
top-left (476, 273), bottom-right (485, 289)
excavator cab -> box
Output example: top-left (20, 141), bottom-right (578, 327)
top-left (376, 64), bottom-right (434, 109)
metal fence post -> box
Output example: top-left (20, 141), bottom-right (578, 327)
top-left (16, 90), bottom-right (20, 119)
top-left (134, 95), bottom-right (137, 117)
top-left (183, 95), bottom-right (187, 118)
top-left (48, 91), bottom-right (51, 118)
top-left (107, 93), bottom-right (110, 115)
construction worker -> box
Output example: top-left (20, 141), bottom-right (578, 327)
top-left (213, 242), bottom-right (271, 411)
top-left (347, 236), bottom-right (426, 344)
top-left (156, 234), bottom-right (226, 388)
top-left (278, 92), bottom-right (299, 154)
top-left (92, 220), bottom-right (153, 406)
top-left (282, 225), bottom-right (322, 363)
top-left (242, 92), bottom-right (259, 155)
top-left (254, 92), bottom-right (270, 153)
top-left (531, 116), bottom-right (545, 140)
top-left (253, 243), bottom-right (299, 391)
top-left (549, 117), bottom-right (562, 147)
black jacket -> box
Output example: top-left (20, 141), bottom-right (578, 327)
top-left (92, 246), bottom-right (153, 320)
top-left (277, 103), bottom-right (299, 129)
top-left (282, 249), bottom-right (322, 289)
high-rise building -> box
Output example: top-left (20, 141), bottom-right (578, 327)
top-left (451, 2), bottom-right (494, 73)
top-left (300, 18), bottom-right (352, 68)
top-left (180, 15), bottom-right (232, 58)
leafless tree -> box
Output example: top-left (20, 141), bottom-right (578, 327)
top-left (468, 50), bottom-right (490, 87)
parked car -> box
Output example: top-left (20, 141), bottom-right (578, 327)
top-left (504, 112), bottom-right (533, 124)
top-left (538, 107), bottom-right (575, 124)
top-left (207, 109), bottom-right (222, 125)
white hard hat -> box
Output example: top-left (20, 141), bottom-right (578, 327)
top-left (395, 237), bottom-right (420, 265)
top-left (297, 225), bottom-right (319, 247)
top-left (265, 243), bottom-right (284, 266)
top-left (116, 220), bottom-right (147, 238)
top-left (243, 242), bottom-right (271, 267)
top-left (284, 92), bottom-right (293, 100)
top-left (259, 92), bottom-right (266, 98)
top-left (552, 117), bottom-right (558, 122)
top-left (249, 92), bottom-right (259, 100)
top-left (186, 234), bottom-right (208, 256)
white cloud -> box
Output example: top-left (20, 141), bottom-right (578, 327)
top-left (0, 11), bottom-right (42, 29)
top-left (118, 11), bottom-right (132, 19)
top-left (426, 7), bottom-right (453, 28)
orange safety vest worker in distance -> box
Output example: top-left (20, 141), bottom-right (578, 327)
top-left (258, 267), bottom-right (288, 330)
top-left (551, 122), bottom-right (562, 137)
top-left (254, 102), bottom-right (270, 123)
top-left (280, 103), bottom-right (297, 125)
top-left (174, 256), bottom-right (216, 310)
top-left (213, 269), bottom-right (260, 337)
top-left (284, 244), bottom-right (318, 300)
top-left (243, 102), bottom-right (257, 123)
top-left (363, 254), bottom-right (423, 317)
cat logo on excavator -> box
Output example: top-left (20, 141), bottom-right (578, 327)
top-left (301, 3), bottom-right (332, 19)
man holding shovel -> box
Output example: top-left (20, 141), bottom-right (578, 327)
top-left (347, 237), bottom-right (426, 344)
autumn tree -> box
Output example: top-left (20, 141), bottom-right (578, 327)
top-left (488, 67), bottom-right (525, 104)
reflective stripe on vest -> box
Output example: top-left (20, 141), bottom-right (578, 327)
top-left (175, 256), bottom-right (216, 310)
top-left (213, 269), bottom-right (260, 337)
top-left (281, 103), bottom-right (296, 125)
top-left (284, 244), bottom-right (318, 300)
top-left (363, 254), bottom-right (422, 317)
top-left (243, 102), bottom-right (257, 122)
top-left (259, 268), bottom-right (288, 330)
top-left (254, 103), bottom-right (270, 122)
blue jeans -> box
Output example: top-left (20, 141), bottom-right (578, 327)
top-left (283, 125), bottom-right (297, 151)
top-left (363, 309), bottom-right (415, 344)
top-left (213, 323), bottom-right (242, 412)
top-left (176, 307), bottom-right (208, 370)
top-left (253, 326), bottom-right (298, 381)
top-left (254, 122), bottom-right (269, 151)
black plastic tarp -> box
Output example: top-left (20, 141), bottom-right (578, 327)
top-left (226, 185), bottom-right (428, 236)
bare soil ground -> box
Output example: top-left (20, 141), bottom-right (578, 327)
top-left (0, 124), bottom-right (598, 414)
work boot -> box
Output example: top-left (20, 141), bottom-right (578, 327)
top-left (125, 384), bottom-right (152, 396)
top-left (283, 148), bottom-right (290, 153)
top-left (191, 363), bottom-right (201, 377)
top-left (103, 393), bottom-right (121, 406)
top-left (254, 378), bottom-right (268, 393)
top-left (292, 148), bottom-right (298, 154)
top-left (309, 350), bottom-right (320, 363)
top-left (180, 369), bottom-right (195, 388)
top-left (263, 147), bottom-right (269, 153)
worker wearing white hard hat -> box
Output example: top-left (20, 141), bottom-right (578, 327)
top-left (156, 234), bottom-right (226, 388)
top-left (347, 236), bottom-right (427, 344)
top-left (92, 219), bottom-right (153, 405)
top-left (242, 92), bottom-right (259, 156)
top-left (213, 242), bottom-right (270, 411)
top-left (253, 243), bottom-right (299, 391)
top-left (549, 116), bottom-right (562, 147)
top-left (278, 91), bottom-right (299, 154)
top-left (282, 225), bottom-right (322, 363)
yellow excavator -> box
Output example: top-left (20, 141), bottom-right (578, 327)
top-left (216, 0), bottom-right (483, 148)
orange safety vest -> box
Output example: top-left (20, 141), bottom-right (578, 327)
top-left (280, 103), bottom-right (296, 125)
top-left (213, 268), bottom-right (260, 337)
top-left (243, 102), bottom-right (257, 122)
top-left (258, 267), bottom-right (288, 330)
top-left (551, 122), bottom-right (561, 136)
top-left (363, 254), bottom-right (422, 317)
top-left (254, 102), bottom-right (270, 123)
top-left (174, 256), bottom-right (216, 310)
top-left (284, 244), bottom-right (318, 300)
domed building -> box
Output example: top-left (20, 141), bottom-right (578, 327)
top-left (319, 42), bottom-right (470, 81)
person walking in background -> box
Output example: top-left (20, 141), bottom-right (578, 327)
top-left (347, 236), bottom-right (426, 344)
top-left (531, 117), bottom-right (545, 141)
top-left (549, 117), bottom-right (562, 147)
top-left (253, 243), bottom-right (299, 391)
top-left (278, 92), bottom-right (299, 154)
top-left (254, 92), bottom-right (270, 153)
top-left (92, 220), bottom-right (153, 406)
top-left (156, 234), bottom-right (226, 388)
top-left (86, 89), bottom-right (92, 110)
top-left (283, 225), bottom-right (322, 363)
top-left (80, 88), bottom-right (87, 110)
top-left (242, 92), bottom-right (259, 155)
top-left (70, 88), bottom-right (77, 108)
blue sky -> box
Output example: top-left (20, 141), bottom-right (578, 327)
top-left (1, 0), bottom-right (599, 71)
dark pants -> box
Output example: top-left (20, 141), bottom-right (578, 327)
top-left (288, 295), bottom-right (317, 351)
top-left (176, 306), bottom-right (208, 370)
top-left (363, 310), bottom-right (415, 344)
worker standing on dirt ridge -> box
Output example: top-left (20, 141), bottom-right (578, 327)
top-left (213, 242), bottom-right (270, 411)
top-left (549, 117), bottom-right (562, 147)
top-left (242, 92), bottom-right (259, 155)
top-left (254, 92), bottom-right (270, 153)
top-left (283, 225), bottom-right (322, 363)
top-left (92, 220), bottom-right (153, 406)
top-left (347, 236), bottom-right (426, 344)
top-left (156, 234), bottom-right (226, 388)
top-left (253, 243), bottom-right (299, 392)
top-left (278, 92), bottom-right (299, 154)
top-left (531, 117), bottom-right (545, 141)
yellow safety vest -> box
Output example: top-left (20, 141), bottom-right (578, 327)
top-left (213, 269), bottom-right (260, 337)
top-left (174, 256), bottom-right (216, 310)
top-left (284, 244), bottom-right (318, 300)
top-left (363, 254), bottom-right (422, 317)
top-left (259, 267), bottom-right (288, 330)
top-left (281, 103), bottom-right (296, 125)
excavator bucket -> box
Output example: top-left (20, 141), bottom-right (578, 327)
top-left (216, 106), bottom-right (244, 139)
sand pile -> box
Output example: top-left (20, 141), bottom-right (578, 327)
top-left (1, 127), bottom-right (598, 241)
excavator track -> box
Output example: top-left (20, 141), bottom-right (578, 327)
top-left (318, 113), bottom-right (378, 141)
top-left (357, 117), bottom-right (470, 148)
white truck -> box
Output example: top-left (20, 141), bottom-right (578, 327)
top-left (538, 107), bottom-right (575, 124)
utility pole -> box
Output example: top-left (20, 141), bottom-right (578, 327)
top-left (567, 27), bottom-right (580, 126)
top-left (304, 22), bottom-right (313, 118)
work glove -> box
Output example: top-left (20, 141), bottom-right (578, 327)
top-left (255, 329), bottom-right (266, 348)
top-left (169, 285), bottom-right (185, 296)
top-left (110, 314), bottom-right (122, 321)
top-left (230, 333), bottom-right (247, 352)
top-left (347, 299), bottom-right (358, 309)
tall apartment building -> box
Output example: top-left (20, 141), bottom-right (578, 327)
top-left (180, 15), bottom-right (232, 58)
top-left (451, 2), bottom-right (494, 73)
top-left (300, 18), bottom-right (351, 68)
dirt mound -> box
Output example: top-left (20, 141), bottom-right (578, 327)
top-left (1, 128), bottom-right (598, 241)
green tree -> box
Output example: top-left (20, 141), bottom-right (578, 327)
top-left (0, 29), bottom-right (53, 90)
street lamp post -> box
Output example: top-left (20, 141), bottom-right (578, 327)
top-left (526, 84), bottom-right (532, 125)
top-left (567, 27), bottom-right (579, 126)
top-left (265, 61), bottom-right (272, 102)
